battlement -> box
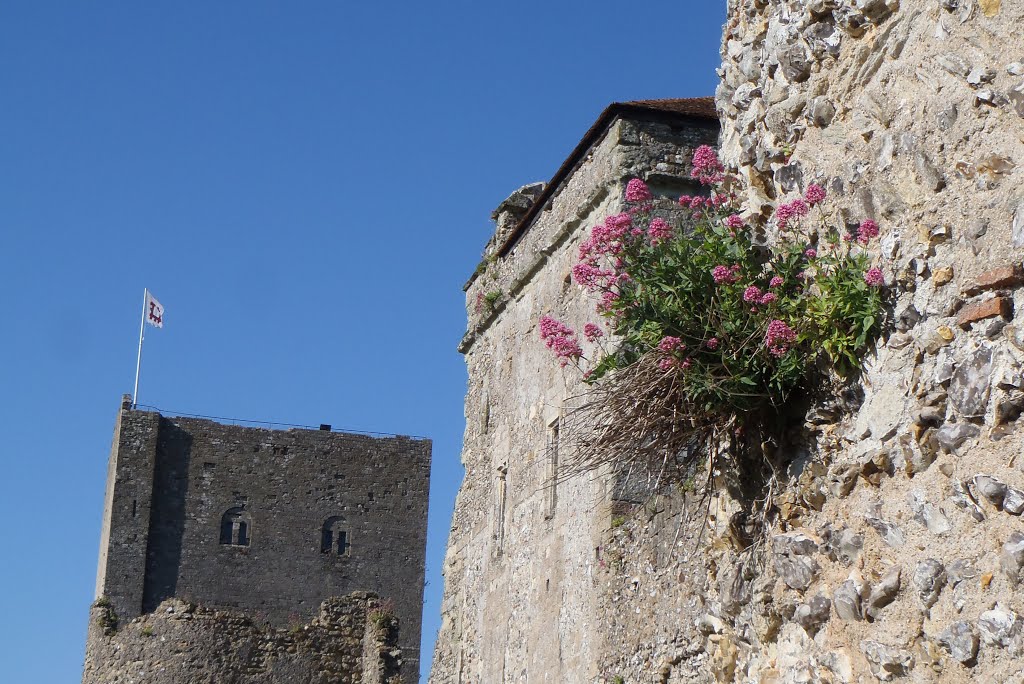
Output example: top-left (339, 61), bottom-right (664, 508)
top-left (92, 395), bottom-right (431, 681)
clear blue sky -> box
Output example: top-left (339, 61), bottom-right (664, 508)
top-left (0, 3), bottom-right (725, 681)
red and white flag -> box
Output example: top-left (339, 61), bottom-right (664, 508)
top-left (145, 290), bottom-right (165, 328)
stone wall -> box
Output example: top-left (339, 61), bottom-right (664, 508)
top-left (92, 396), bottom-right (430, 681)
top-left (432, 2), bottom-right (1024, 680)
top-left (598, 1), bottom-right (1024, 682)
top-left (81, 593), bottom-right (402, 684)
top-left (430, 108), bottom-right (719, 683)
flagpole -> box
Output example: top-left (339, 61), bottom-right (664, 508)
top-left (132, 288), bottom-right (147, 409)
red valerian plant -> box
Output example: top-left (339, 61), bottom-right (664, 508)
top-left (541, 146), bottom-right (885, 472)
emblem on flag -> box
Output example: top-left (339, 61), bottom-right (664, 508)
top-left (145, 291), bottom-right (165, 328)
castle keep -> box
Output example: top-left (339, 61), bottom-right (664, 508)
top-left (85, 395), bottom-right (430, 683)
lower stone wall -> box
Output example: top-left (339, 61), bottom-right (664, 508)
top-left (593, 424), bottom-right (1024, 684)
top-left (82, 593), bottom-right (403, 684)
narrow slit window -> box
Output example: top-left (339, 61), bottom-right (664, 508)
top-left (544, 419), bottom-right (560, 520)
top-left (493, 465), bottom-right (507, 556)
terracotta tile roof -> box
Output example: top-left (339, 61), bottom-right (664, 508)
top-left (496, 97), bottom-right (719, 258)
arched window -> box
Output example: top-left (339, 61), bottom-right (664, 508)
top-left (321, 516), bottom-right (350, 556)
top-left (220, 506), bottom-right (251, 547)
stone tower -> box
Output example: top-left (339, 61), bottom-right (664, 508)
top-left (84, 395), bottom-right (431, 683)
top-left (429, 99), bottom-right (720, 683)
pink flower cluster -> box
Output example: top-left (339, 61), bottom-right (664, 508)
top-left (678, 193), bottom-right (731, 212)
top-left (804, 248), bottom-right (817, 259)
top-left (574, 213), bottom-right (639, 292)
top-left (864, 267), bottom-right (884, 287)
top-left (804, 183), bottom-right (827, 206)
top-left (583, 322), bottom-right (604, 341)
top-left (712, 264), bottom-right (741, 284)
top-left (572, 262), bottom-right (611, 289)
top-left (726, 214), bottom-right (744, 229)
top-left (759, 292), bottom-right (778, 305)
top-left (658, 356), bottom-right (692, 372)
top-left (625, 178), bottom-right (652, 202)
top-left (743, 285), bottom-right (762, 303)
top-left (691, 145), bottom-right (725, 185)
top-left (774, 198), bottom-right (809, 229)
top-left (765, 319), bottom-right (797, 357)
top-left (706, 337), bottom-right (720, 350)
top-left (770, 276), bottom-right (784, 288)
top-left (597, 290), bottom-right (619, 314)
top-left (658, 336), bottom-right (684, 353)
top-left (539, 315), bottom-right (582, 366)
top-left (647, 218), bottom-right (673, 244)
top-left (858, 219), bottom-right (879, 243)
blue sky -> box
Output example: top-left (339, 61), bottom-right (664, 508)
top-left (0, 3), bottom-right (725, 681)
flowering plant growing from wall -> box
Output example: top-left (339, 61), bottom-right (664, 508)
top-left (541, 146), bottom-right (885, 482)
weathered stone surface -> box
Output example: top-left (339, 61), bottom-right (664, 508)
top-left (82, 595), bottom-right (403, 684)
top-left (795, 594), bottom-right (832, 633)
top-left (834, 576), bottom-right (864, 621)
top-left (778, 44), bottom-right (813, 83)
top-left (1009, 82), bottom-right (1024, 118)
top-left (978, 606), bottom-right (1021, 649)
top-left (720, 559), bottom-right (753, 616)
top-left (832, 528), bottom-right (864, 566)
top-left (774, 533), bottom-right (821, 591)
top-left (1014, 201), bottom-right (1024, 247)
top-left (855, 0), bottom-right (898, 21)
top-left (967, 66), bottom-right (997, 87)
top-left (865, 516), bottom-right (906, 548)
top-left (938, 621), bottom-right (979, 663)
top-left (936, 53), bottom-right (970, 78)
top-left (974, 474), bottom-right (1008, 506)
top-left (933, 267), bottom-right (954, 286)
top-left (808, 97), bottom-right (836, 127)
top-left (913, 559), bottom-right (947, 609)
top-left (1001, 533), bottom-right (1024, 585)
top-left (935, 422), bottom-right (980, 451)
top-left (865, 566), bottom-right (902, 620)
top-left (908, 490), bottom-right (951, 535)
top-left (948, 559), bottom-right (978, 587)
top-left (860, 640), bottom-right (914, 681)
top-left (914, 152), bottom-right (946, 192)
top-left (948, 347), bottom-right (993, 417)
top-left (952, 479), bottom-right (987, 521)
top-left (1003, 488), bottom-right (1024, 514)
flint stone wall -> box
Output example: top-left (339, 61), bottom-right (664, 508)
top-left (599, 1), bottom-right (1024, 682)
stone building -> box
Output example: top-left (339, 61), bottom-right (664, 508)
top-left (430, 99), bottom-right (720, 683)
top-left (433, 2), bottom-right (1024, 682)
top-left (84, 395), bottom-right (431, 683)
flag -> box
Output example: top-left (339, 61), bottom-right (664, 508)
top-left (145, 290), bottom-right (165, 328)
